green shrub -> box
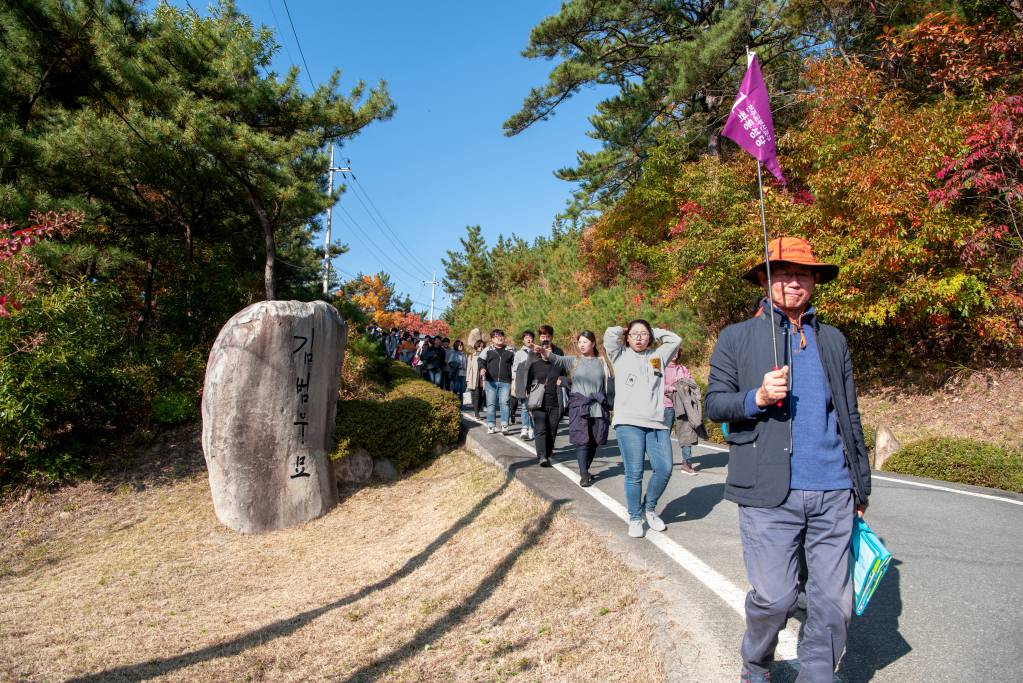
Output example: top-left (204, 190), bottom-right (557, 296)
top-left (150, 390), bottom-right (196, 425)
top-left (883, 436), bottom-right (1023, 494)
top-left (0, 282), bottom-right (129, 485)
top-left (332, 362), bottom-right (461, 472)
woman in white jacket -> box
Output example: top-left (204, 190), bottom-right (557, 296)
top-left (604, 320), bottom-right (681, 538)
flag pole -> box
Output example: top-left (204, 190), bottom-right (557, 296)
top-left (746, 47), bottom-right (780, 372)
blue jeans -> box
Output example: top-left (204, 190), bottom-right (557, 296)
top-left (520, 402), bottom-right (534, 429)
top-left (663, 407), bottom-right (692, 463)
top-left (451, 376), bottom-right (466, 398)
top-left (616, 424), bottom-right (673, 521)
top-left (484, 380), bottom-right (511, 427)
top-left (428, 370), bottom-right (443, 387)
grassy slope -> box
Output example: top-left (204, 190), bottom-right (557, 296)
top-left (0, 433), bottom-right (664, 682)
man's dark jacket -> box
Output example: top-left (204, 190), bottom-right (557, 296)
top-left (480, 346), bottom-right (515, 383)
top-left (705, 304), bottom-right (871, 508)
top-left (422, 345), bottom-right (446, 371)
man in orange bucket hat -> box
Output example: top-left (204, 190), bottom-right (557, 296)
top-left (706, 236), bottom-right (871, 683)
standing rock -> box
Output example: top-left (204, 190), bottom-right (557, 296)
top-left (372, 457), bottom-right (399, 481)
top-left (872, 425), bottom-right (901, 470)
top-left (202, 300), bottom-right (346, 533)
top-left (335, 448), bottom-right (374, 484)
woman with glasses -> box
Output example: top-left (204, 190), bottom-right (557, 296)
top-left (603, 320), bottom-right (682, 538)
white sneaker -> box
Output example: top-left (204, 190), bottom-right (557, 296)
top-left (519, 427), bottom-right (529, 439)
top-left (628, 520), bottom-right (644, 538)
top-left (501, 423), bottom-right (509, 435)
top-left (486, 425), bottom-right (495, 434)
top-left (527, 428), bottom-right (534, 440)
top-left (645, 510), bottom-right (666, 532)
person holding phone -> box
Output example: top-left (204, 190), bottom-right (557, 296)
top-left (603, 320), bottom-right (681, 538)
top-left (557, 331), bottom-right (613, 487)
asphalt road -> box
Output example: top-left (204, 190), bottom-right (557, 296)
top-left (463, 409), bottom-right (1023, 683)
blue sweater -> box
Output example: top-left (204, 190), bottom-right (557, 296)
top-left (744, 308), bottom-right (851, 491)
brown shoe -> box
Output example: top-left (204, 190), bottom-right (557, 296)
top-left (679, 462), bottom-right (697, 476)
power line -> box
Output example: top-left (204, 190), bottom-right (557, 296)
top-left (348, 174), bottom-right (433, 279)
top-left (279, 0), bottom-right (315, 90)
top-left (265, 0), bottom-right (297, 68)
top-left (346, 179), bottom-right (432, 280)
top-left (335, 203), bottom-right (430, 285)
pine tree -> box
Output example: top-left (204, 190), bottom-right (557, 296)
top-left (442, 225), bottom-right (496, 301)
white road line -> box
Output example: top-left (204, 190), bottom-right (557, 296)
top-left (693, 441), bottom-right (1023, 506)
top-left (462, 411), bottom-right (799, 661)
top-left (871, 474), bottom-right (1023, 506)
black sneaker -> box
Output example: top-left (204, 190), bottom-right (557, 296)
top-left (580, 473), bottom-right (593, 487)
top-left (539, 458), bottom-right (551, 468)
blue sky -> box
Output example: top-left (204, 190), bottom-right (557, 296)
top-left (198, 1), bottom-right (609, 314)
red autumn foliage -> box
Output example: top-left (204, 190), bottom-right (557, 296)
top-left (884, 12), bottom-right (1023, 93)
top-left (397, 312), bottom-right (450, 338)
top-left (0, 211), bottom-right (81, 317)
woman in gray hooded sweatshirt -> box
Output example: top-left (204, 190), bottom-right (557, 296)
top-left (604, 320), bottom-right (682, 538)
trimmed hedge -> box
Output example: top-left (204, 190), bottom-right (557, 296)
top-left (332, 362), bottom-right (462, 472)
top-left (883, 436), bottom-right (1023, 494)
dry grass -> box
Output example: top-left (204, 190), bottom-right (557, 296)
top-left (0, 444), bottom-right (664, 682)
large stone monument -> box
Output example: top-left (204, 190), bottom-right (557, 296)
top-left (202, 300), bottom-right (346, 533)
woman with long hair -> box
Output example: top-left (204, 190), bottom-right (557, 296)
top-left (530, 330), bottom-right (612, 482)
top-left (603, 319), bottom-right (681, 538)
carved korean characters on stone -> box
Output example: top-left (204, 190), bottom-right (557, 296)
top-left (202, 300), bottom-right (347, 533)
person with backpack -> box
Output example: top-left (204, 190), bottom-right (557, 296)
top-left (604, 320), bottom-right (682, 538)
top-left (664, 348), bottom-right (698, 475)
top-left (478, 329), bottom-right (515, 434)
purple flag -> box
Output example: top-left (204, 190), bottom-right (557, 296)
top-left (722, 54), bottom-right (785, 183)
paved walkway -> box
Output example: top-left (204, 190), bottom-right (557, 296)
top-left (462, 407), bottom-right (1023, 683)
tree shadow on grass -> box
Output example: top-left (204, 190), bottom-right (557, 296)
top-left (66, 460), bottom-right (541, 683)
top-left (339, 499), bottom-right (566, 683)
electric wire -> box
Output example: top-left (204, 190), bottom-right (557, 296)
top-left (348, 174), bottom-right (433, 279)
top-left (279, 0), bottom-right (315, 90)
top-left (335, 203), bottom-right (433, 286)
top-left (345, 179), bottom-right (432, 280)
top-left (265, 0), bottom-right (298, 69)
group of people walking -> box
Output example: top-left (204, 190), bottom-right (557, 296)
top-left (382, 328), bottom-right (468, 398)
top-left (442, 236), bottom-right (873, 683)
top-left (462, 322), bottom-right (703, 540)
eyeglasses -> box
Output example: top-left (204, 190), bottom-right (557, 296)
top-left (628, 333), bottom-right (650, 340)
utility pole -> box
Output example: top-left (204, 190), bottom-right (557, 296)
top-left (424, 270), bottom-right (440, 321)
top-left (322, 142), bottom-right (352, 295)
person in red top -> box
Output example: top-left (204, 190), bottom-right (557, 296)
top-left (663, 348), bottom-right (697, 475)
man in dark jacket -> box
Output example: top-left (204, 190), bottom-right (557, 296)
top-left (478, 329), bottom-right (515, 434)
top-left (705, 237), bottom-right (871, 683)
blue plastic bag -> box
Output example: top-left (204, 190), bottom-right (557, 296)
top-left (850, 517), bottom-right (892, 616)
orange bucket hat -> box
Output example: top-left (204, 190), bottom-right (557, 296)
top-left (742, 236), bottom-right (839, 285)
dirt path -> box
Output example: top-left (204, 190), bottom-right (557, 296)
top-left (1, 446), bottom-right (664, 682)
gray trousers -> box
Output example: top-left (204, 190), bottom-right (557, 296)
top-left (738, 489), bottom-right (854, 682)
